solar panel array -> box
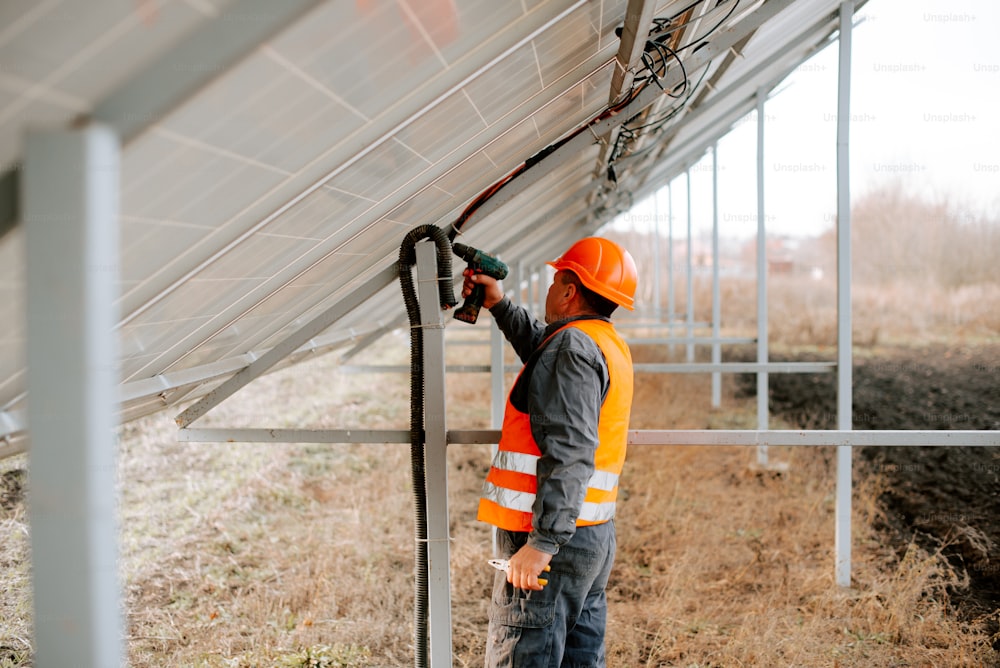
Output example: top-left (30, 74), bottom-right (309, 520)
top-left (0, 0), bottom-right (858, 451)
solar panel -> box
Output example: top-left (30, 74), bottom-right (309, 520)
top-left (0, 0), bottom-right (869, 442)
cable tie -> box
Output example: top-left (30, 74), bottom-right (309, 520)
top-left (450, 221), bottom-right (463, 237)
top-left (588, 123), bottom-right (607, 146)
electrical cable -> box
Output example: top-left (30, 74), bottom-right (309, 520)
top-left (445, 79), bottom-right (643, 241)
top-left (646, 0), bottom-right (741, 51)
top-left (445, 0), bottom-right (739, 239)
top-left (397, 225), bottom-right (457, 668)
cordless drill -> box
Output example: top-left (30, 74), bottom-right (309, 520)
top-left (452, 242), bottom-right (509, 324)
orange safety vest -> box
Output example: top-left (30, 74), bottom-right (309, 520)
top-left (477, 319), bottom-right (633, 533)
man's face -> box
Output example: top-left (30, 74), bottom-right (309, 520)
top-left (544, 271), bottom-right (569, 324)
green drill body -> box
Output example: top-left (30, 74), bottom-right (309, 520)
top-left (452, 242), bottom-right (509, 324)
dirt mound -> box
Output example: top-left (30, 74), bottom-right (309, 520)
top-left (732, 343), bottom-right (1000, 641)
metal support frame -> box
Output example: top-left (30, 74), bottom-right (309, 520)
top-left (667, 182), bottom-right (676, 355)
top-left (755, 86), bottom-right (770, 466)
top-left (711, 144), bottom-right (722, 407)
top-left (510, 261), bottom-right (522, 305)
top-left (175, 264), bottom-right (397, 428)
top-left (177, 429), bottom-right (1000, 449)
top-left (489, 316), bottom-right (505, 557)
top-left (415, 241), bottom-right (452, 666)
top-left (625, 430), bottom-right (1000, 448)
top-left (609, 0), bottom-right (659, 105)
top-left (685, 170), bottom-right (695, 363)
top-left (627, 336), bottom-right (754, 345)
top-left (635, 362), bottom-right (833, 374)
top-left (339, 314), bottom-right (409, 362)
top-left (24, 124), bottom-right (123, 668)
top-left (526, 268), bottom-right (536, 314)
top-left (619, 5), bottom-right (859, 208)
top-left (177, 428), bottom-right (412, 443)
top-left (490, 325), bottom-right (506, 428)
top-left (341, 361), bottom-right (831, 375)
top-left (652, 187), bottom-right (662, 317)
top-left (835, 0), bottom-right (855, 588)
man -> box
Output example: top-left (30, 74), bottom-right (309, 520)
top-left (462, 237), bottom-right (637, 668)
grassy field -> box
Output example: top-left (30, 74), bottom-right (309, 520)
top-left (6, 319), bottom-right (998, 666)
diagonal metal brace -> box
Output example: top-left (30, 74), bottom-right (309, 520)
top-left (175, 264), bottom-right (397, 428)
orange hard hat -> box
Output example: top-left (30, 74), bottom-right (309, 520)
top-left (547, 237), bottom-right (637, 310)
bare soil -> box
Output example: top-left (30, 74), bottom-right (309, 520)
top-left (732, 342), bottom-right (1000, 644)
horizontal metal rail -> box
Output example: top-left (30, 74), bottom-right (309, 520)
top-left (614, 320), bottom-right (710, 330)
top-left (446, 336), bottom-right (757, 346)
top-left (341, 361), bottom-right (834, 375)
top-left (176, 428), bottom-right (1000, 447)
top-left (635, 362), bottom-right (834, 373)
top-left (177, 428), bottom-right (411, 443)
top-left (341, 364), bottom-right (521, 374)
top-left (628, 337), bottom-right (756, 345)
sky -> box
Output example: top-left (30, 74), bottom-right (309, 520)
top-left (613, 0), bottom-right (1000, 240)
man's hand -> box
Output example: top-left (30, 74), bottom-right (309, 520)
top-left (462, 268), bottom-right (504, 310)
top-left (506, 544), bottom-right (553, 591)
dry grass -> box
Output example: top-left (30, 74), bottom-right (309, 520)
top-left (3, 183), bottom-right (999, 665)
top-left (0, 461), bottom-right (31, 667)
top-left (104, 332), bottom-right (997, 666)
top-left (2, 317), bottom-right (998, 666)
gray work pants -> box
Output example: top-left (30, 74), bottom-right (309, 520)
top-left (485, 521), bottom-right (616, 668)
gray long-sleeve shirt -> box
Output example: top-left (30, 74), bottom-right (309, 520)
top-left (488, 296), bottom-right (611, 555)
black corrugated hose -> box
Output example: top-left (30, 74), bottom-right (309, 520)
top-left (397, 225), bottom-right (456, 668)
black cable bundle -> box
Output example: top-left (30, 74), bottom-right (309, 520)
top-left (397, 224), bottom-right (456, 668)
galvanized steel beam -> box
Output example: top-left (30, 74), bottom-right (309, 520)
top-left (415, 240), bottom-right (453, 666)
top-left (174, 429), bottom-right (1000, 448)
top-left (176, 428), bottom-right (412, 443)
top-left (24, 123), bottom-right (123, 668)
top-left (835, 0), bottom-right (855, 588)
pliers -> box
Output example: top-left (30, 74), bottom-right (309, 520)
top-left (488, 559), bottom-right (550, 587)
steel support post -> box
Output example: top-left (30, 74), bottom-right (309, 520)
top-left (835, 0), bottom-right (855, 588)
top-left (685, 170), bottom-right (695, 363)
top-left (668, 182), bottom-right (676, 356)
top-left (511, 261), bottom-right (523, 305)
top-left (415, 241), bottom-right (453, 666)
top-left (755, 87), bottom-right (770, 466)
top-left (526, 267), bottom-right (535, 313)
top-left (489, 314), bottom-right (505, 556)
top-left (490, 325), bottom-right (506, 429)
top-left (653, 187), bottom-right (662, 318)
top-left (711, 144), bottom-right (722, 407)
top-left (24, 124), bottom-right (123, 668)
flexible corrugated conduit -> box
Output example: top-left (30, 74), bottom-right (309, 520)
top-left (397, 225), bottom-right (456, 668)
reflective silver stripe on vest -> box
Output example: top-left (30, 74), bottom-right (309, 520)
top-left (492, 452), bottom-right (618, 491)
top-left (588, 469), bottom-right (619, 491)
top-left (492, 450), bottom-right (538, 475)
top-left (579, 500), bottom-right (616, 523)
top-left (485, 481), bottom-right (616, 523)
top-left (482, 481), bottom-right (536, 513)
